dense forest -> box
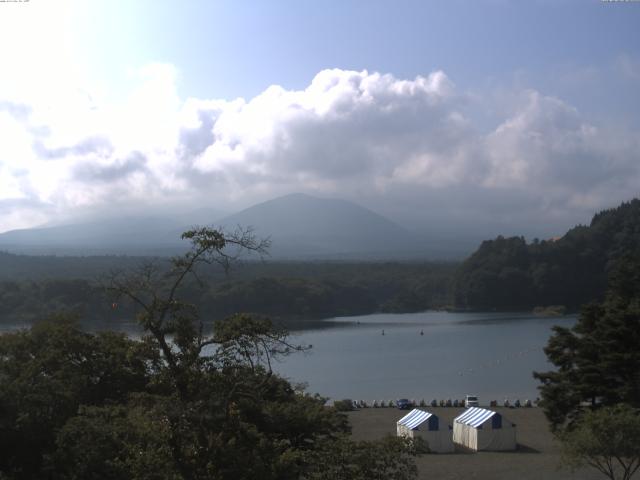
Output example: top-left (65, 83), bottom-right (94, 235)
top-left (0, 257), bottom-right (456, 327)
top-left (2, 198), bottom-right (640, 326)
top-left (454, 199), bottom-right (640, 310)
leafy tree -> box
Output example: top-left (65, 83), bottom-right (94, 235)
top-left (101, 227), bottom-right (342, 478)
top-left (105, 227), bottom-right (272, 400)
top-left (301, 435), bottom-right (422, 480)
top-left (101, 227), bottom-right (419, 479)
top-left (53, 400), bottom-right (179, 480)
top-left (0, 316), bottom-right (154, 478)
top-left (560, 404), bottom-right (640, 480)
top-left (0, 226), bottom-right (421, 479)
top-left (534, 256), bottom-right (640, 431)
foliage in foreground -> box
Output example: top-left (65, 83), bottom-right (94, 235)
top-left (303, 435), bottom-right (423, 480)
top-left (536, 255), bottom-right (640, 479)
top-left (534, 257), bottom-right (640, 431)
top-left (560, 404), bottom-right (640, 480)
top-left (0, 227), bottom-right (420, 480)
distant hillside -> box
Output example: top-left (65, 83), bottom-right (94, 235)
top-left (0, 211), bottom-right (223, 256)
top-left (218, 193), bottom-right (428, 259)
top-left (0, 194), bottom-right (457, 259)
top-left (453, 199), bottom-right (640, 310)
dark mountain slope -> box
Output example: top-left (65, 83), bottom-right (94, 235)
top-left (217, 193), bottom-right (428, 259)
top-left (0, 210), bottom-right (224, 255)
top-left (0, 194), bottom-right (433, 259)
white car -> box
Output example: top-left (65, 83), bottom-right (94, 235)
top-left (465, 395), bottom-right (479, 408)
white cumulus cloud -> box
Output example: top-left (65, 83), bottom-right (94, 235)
top-left (0, 65), bottom-right (638, 236)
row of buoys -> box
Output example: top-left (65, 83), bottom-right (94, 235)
top-left (491, 398), bottom-right (535, 408)
top-left (353, 400), bottom-right (396, 408)
top-left (381, 329), bottom-right (425, 335)
top-left (348, 398), bottom-right (538, 408)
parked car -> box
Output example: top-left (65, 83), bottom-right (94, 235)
top-left (465, 395), bottom-right (479, 408)
top-left (396, 398), bottom-right (412, 410)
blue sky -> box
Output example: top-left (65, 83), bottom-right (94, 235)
top-left (71, 1), bottom-right (639, 109)
top-left (0, 0), bottom-right (639, 236)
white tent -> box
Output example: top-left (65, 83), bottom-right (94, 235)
top-left (396, 409), bottom-right (454, 453)
top-left (452, 407), bottom-right (516, 451)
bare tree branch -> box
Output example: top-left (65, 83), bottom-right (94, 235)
top-left (102, 226), bottom-right (300, 402)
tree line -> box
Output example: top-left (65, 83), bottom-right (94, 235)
top-left (454, 199), bottom-right (640, 311)
top-left (0, 261), bottom-right (456, 327)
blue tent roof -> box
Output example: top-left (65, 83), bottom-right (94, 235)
top-left (454, 407), bottom-right (497, 428)
top-left (397, 409), bottom-right (434, 430)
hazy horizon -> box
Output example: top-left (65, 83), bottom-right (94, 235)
top-left (0, 191), bottom-right (623, 261)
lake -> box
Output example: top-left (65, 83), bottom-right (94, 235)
top-left (0, 310), bottom-right (574, 405)
top-left (272, 311), bottom-right (575, 404)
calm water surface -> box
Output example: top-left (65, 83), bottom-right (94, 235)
top-left (273, 311), bottom-right (575, 403)
top-left (0, 311), bottom-right (574, 404)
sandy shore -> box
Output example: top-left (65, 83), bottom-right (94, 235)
top-left (347, 407), bottom-right (602, 480)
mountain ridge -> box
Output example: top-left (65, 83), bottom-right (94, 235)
top-left (216, 193), bottom-right (428, 259)
top-left (0, 193), bottom-right (443, 259)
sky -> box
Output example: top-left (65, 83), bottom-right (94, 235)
top-left (0, 0), bottom-right (639, 239)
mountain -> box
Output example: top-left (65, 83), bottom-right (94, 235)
top-left (217, 193), bottom-right (428, 259)
top-left (453, 198), bottom-right (640, 310)
top-left (0, 216), bottom-right (184, 255)
top-left (0, 206), bottom-right (225, 255)
top-left (0, 194), bottom-right (445, 259)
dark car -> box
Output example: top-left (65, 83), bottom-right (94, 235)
top-left (396, 398), bottom-right (412, 410)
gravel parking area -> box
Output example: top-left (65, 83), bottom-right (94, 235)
top-left (347, 407), bottom-right (603, 480)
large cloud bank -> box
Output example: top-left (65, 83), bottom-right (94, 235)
top-left (0, 65), bottom-right (638, 234)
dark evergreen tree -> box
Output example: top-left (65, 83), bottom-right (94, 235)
top-left (534, 255), bottom-right (640, 431)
